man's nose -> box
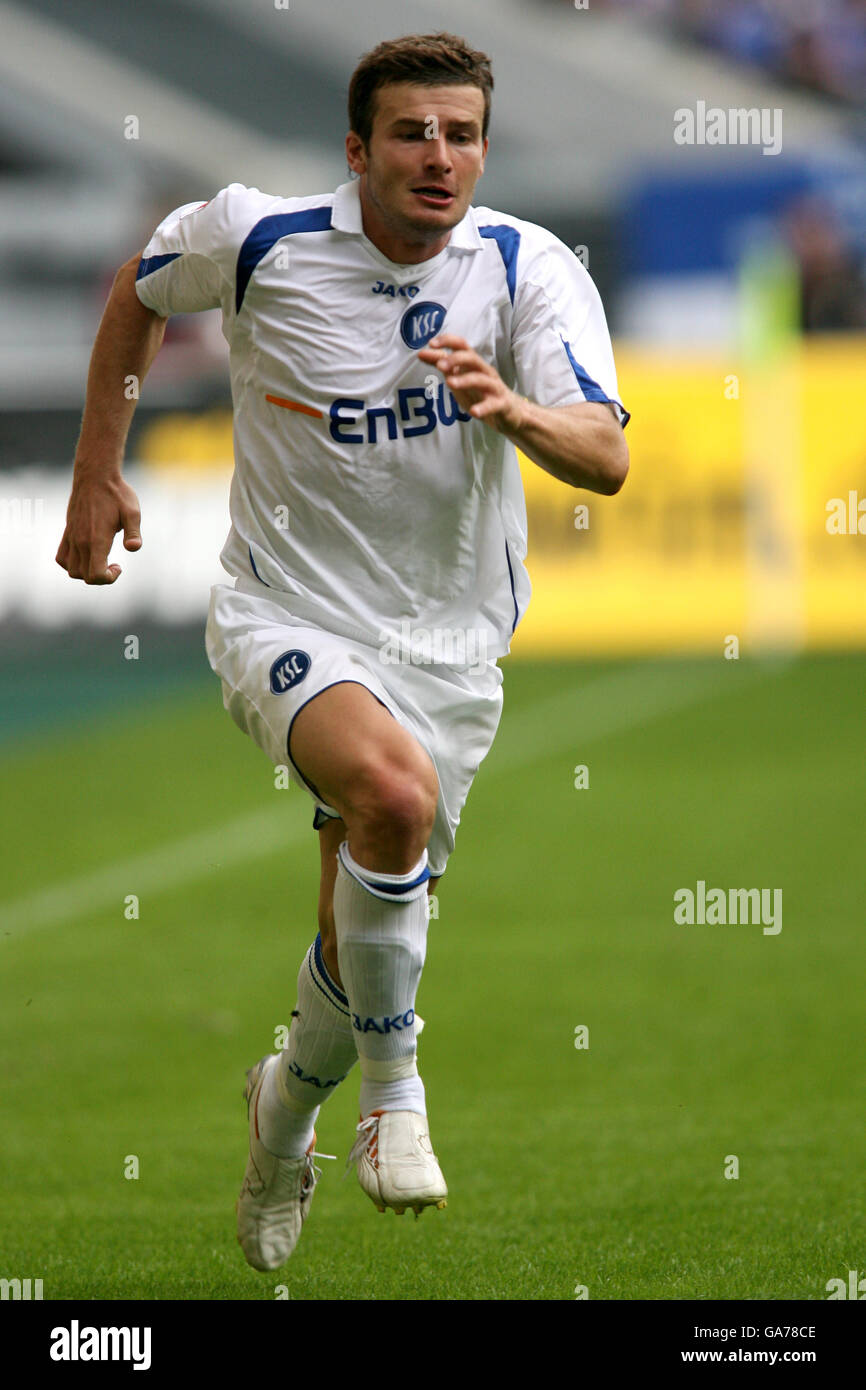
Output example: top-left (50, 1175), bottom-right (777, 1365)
top-left (423, 137), bottom-right (452, 168)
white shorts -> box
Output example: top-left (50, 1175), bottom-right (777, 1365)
top-left (204, 583), bottom-right (504, 877)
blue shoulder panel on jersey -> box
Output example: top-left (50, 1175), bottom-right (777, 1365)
top-left (560, 337), bottom-right (632, 426)
top-left (235, 206), bottom-right (333, 313)
top-left (479, 225), bottom-right (521, 305)
top-left (136, 252), bottom-right (181, 280)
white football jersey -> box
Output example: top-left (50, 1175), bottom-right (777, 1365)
top-left (135, 177), bottom-right (629, 662)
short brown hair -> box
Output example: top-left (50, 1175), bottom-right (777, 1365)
top-left (348, 32), bottom-right (493, 149)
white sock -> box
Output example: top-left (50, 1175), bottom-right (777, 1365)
top-left (257, 935), bottom-right (358, 1158)
top-left (333, 841), bottom-right (429, 1119)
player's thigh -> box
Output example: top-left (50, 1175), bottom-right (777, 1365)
top-left (290, 680), bottom-right (438, 832)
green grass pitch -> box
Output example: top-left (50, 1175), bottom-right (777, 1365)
top-left (0, 647), bottom-right (863, 1300)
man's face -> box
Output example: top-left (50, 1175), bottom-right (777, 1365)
top-left (346, 82), bottom-right (488, 259)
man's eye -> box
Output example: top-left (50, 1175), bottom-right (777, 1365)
top-left (400, 131), bottom-right (472, 142)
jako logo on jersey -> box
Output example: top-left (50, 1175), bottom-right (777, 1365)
top-left (372, 280), bottom-right (420, 298)
top-left (269, 650), bottom-right (311, 693)
top-left (352, 1009), bottom-right (415, 1034)
top-left (400, 301), bottom-right (447, 348)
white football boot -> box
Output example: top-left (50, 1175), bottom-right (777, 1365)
top-left (237, 1054), bottom-right (334, 1271)
top-left (345, 1109), bottom-right (448, 1217)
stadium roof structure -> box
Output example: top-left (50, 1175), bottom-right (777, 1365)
top-left (0, 0), bottom-right (860, 407)
top-left (1, 0), bottom-right (857, 212)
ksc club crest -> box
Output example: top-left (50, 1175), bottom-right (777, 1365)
top-left (400, 301), bottom-right (447, 348)
top-left (269, 650), bottom-right (311, 693)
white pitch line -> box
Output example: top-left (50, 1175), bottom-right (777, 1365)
top-left (1, 802), bottom-right (311, 938)
top-left (490, 655), bottom-right (771, 774)
top-left (1, 658), bottom-right (777, 937)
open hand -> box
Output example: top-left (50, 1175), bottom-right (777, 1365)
top-left (417, 334), bottom-right (525, 433)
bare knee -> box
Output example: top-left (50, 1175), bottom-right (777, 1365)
top-left (343, 755), bottom-right (438, 872)
top-left (360, 763), bottom-right (437, 842)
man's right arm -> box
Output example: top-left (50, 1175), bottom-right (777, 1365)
top-left (56, 252), bottom-right (168, 585)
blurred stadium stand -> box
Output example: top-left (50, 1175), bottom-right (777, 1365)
top-left (594, 0), bottom-right (866, 108)
top-left (0, 0), bottom-right (864, 650)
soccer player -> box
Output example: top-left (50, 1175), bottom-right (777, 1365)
top-left (56, 32), bottom-right (629, 1271)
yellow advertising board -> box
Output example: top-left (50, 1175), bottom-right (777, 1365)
top-left (137, 338), bottom-right (866, 655)
top-left (512, 339), bottom-right (866, 655)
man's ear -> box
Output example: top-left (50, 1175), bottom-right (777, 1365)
top-left (345, 132), bottom-right (367, 176)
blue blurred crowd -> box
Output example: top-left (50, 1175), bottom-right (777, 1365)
top-left (560, 0), bottom-right (866, 105)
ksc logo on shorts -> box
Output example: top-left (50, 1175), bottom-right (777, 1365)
top-left (269, 650), bottom-right (310, 693)
top-left (400, 301), bottom-right (446, 348)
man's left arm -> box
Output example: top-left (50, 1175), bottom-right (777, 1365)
top-left (417, 333), bottom-right (629, 495)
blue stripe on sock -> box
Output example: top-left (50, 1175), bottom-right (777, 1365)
top-left (311, 934), bottom-right (350, 1012)
top-left (338, 844), bottom-right (430, 899)
top-left (307, 953), bottom-right (351, 1019)
top-left (363, 865), bottom-right (431, 895)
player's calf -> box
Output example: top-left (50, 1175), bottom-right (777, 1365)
top-left (334, 840), bottom-right (449, 1216)
top-left (236, 1054), bottom-right (336, 1271)
top-left (290, 681), bottom-right (445, 1205)
top-left (333, 839), bottom-right (430, 1117)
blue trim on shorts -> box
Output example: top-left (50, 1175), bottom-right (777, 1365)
top-left (248, 545), bottom-right (272, 587)
top-left (504, 541), bottom-right (520, 635)
top-left (285, 679), bottom-right (395, 811)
